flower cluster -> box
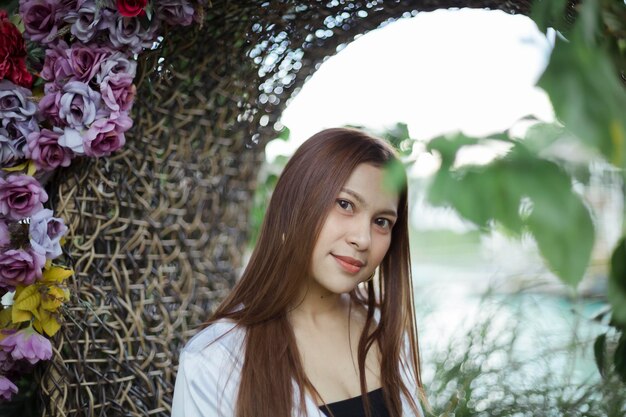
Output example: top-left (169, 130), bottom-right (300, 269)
top-left (0, 0), bottom-right (202, 402)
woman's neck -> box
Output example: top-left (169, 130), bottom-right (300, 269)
top-left (288, 283), bottom-right (351, 327)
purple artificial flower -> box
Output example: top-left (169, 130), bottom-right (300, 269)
top-left (40, 41), bottom-right (72, 83)
top-left (0, 248), bottom-right (45, 289)
top-left (97, 51), bottom-right (137, 83)
top-left (68, 43), bottom-right (111, 84)
top-left (0, 80), bottom-right (37, 122)
top-left (38, 89), bottom-right (62, 125)
top-left (29, 208), bottom-right (67, 259)
top-left (0, 328), bottom-right (52, 365)
top-left (3, 116), bottom-right (40, 142)
top-left (25, 128), bottom-right (74, 171)
top-left (58, 81), bottom-right (101, 128)
top-left (0, 345), bottom-right (16, 373)
top-left (58, 127), bottom-right (85, 155)
top-left (0, 375), bottom-right (18, 401)
top-left (66, 0), bottom-right (103, 43)
top-left (83, 113), bottom-right (131, 157)
top-left (19, 0), bottom-right (62, 44)
top-left (100, 72), bottom-right (135, 112)
top-left (0, 174), bottom-right (48, 220)
top-left (0, 220), bottom-right (9, 247)
top-left (155, 0), bottom-right (195, 26)
top-left (106, 11), bottom-right (157, 54)
top-left (0, 127), bottom-right (25, 165)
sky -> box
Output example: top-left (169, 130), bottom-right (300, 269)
top-left (269, 7), bottom-right (555, 176)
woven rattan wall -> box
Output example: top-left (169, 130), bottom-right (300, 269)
top-left (38, 1), bottom-right (538, 416)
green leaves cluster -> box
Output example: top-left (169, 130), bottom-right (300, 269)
top-left (427, 133), bottom-right (594, 288)
top-left (425, 0), bottom-right (626, 384)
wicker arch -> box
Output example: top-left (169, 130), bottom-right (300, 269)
top-left (40, 1), bottom-right (537, 416)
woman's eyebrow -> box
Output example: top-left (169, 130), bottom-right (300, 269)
top-left (340, 188), bottom-right (398, 218)
top-left (341, 188), bottom-right (365, 204)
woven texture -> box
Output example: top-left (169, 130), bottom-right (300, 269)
top-left (37, 1), bottom-right (537, 416)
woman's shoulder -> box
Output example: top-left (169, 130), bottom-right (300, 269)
top-left (173, 319), bottom-right (245, 417)
top-left (182, 318), bottom-right (246, 358)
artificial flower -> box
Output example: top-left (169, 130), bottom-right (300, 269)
top-left (0, 80), bottom-right (37, 122)
top-left (0, 10), bottom-right (32, 88)
top-left (29, 209), bottom-right (67, 258)
top-left (116, 0), bottom-right (148, 18)
top-left (25, 128), bottom-right (74, 171)
top-left (155, 0), bottom-right (196, 26)
top-left (83, 114), bottom-right (131, 157)
top-left (0, 173), bottom-right (48, 220)
top-left (19, 0), bottom-right (62, 44)
top-left (0, 375), bottom-right (18, 400)
top-left (0, 248), bottom-right (45, 289)
top-left (57, 80), bottom-right (101, 128)
top-left (66, 0), bottom-right (103, 43)
top-left (0, 327), bottom-right (52, 364)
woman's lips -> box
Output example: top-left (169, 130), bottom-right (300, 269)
top-left (332, 254), bottom-right (364, 274)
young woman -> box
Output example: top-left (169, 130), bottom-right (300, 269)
top-left (172, 128), bottom-right (425, 417)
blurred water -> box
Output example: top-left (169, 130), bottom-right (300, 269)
top-left (411, 240), bottom-right (608, 389)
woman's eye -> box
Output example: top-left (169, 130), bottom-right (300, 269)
top-left (336, 199), bottom-right (353, 211)
top-left (375, 218), bottom-right (392, 229)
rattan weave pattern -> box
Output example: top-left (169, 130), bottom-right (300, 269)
top-left (36, 1), bottom-right (538, 416)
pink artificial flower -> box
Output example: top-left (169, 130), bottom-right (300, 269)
top-left (0, 247), bottom-right (45, 289)
top-left (25, 128), bottom-right (74, 171)
top-left (0, 328), bottom-right (52, 365)
top-left (0, 375), bottom-right (18, 400)
top-left (0, 174), bottom-right (48, 220)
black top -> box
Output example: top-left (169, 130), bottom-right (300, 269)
top-left (319, 388), bottom-right (391, 417)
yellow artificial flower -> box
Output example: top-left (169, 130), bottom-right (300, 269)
top-left (41, 286), bottom-right (69, 311)
top-left (9, 265), bottom-right (73, 335)
top-left (41, 265), bottom-right (74, 284)
top-left (33, 308), bottom-right (61, 337)
top-left (12, 284), bottom-right (42, 323)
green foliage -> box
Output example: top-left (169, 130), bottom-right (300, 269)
top-left (427, 133), bottom-right (594, 287)
top-left (615, 333), bottom-right (626, 384)
top-left (380, 122), bottom-right (413, 156)
top-left (275, 126), bottom-right (291, 141)
top-left (530, 0), bottom-right (570, 33)
top-left (249, 132), bottom-right (289, 247)
top-left (423, 0), bottom-right (626, 383)
top-left (382, 159), bottom-right (407, 195)
top-left (608, 238), bottom-right (626, 325)
top-left (425, 300), bottom-right (626, 417)
top-left (538, 35), bottom-right (626, 168)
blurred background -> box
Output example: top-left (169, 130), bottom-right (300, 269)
top-left (251, 8), bottom-right (625, 416)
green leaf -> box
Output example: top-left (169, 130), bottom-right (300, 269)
top-left (526, 180), bottom-right (594, 288)
top-left (428, 141), bottom-right (594, 287)
top-left (608, 238), bottom-right (626, 326)
top-left (538, 25), bottom-right (626, 169)
top-left (523, 123), bottom-right (569, 153)
top-left (530, 0), bottom-right (570, 33)
top-left (610, 238), bottom-right (626, 293)
top-left (427, 133), bottom-right (480, 168)
top-left (276, 126), bottom-right (290, 141)
top-left (615, 332), bottom-right (626, 384)
top-left (382, 159), bottom-right (407, 195)
top-left (594, 333), bottom-right (607, 378)
top-left (382, 122), bottom-right (412, 155)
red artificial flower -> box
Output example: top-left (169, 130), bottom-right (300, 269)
top-left (116, 0), bottom-right (148, 17)
top-left (0, 10), bottom-right (33, 88)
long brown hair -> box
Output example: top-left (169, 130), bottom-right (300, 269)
top-left (208, 127), bottom-right (424, 417)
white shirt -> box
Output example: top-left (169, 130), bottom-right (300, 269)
top-left (171, 319), bottom-right (423, 417)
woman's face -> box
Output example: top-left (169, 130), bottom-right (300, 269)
top-left (309, 163), bottom-right (400, 295)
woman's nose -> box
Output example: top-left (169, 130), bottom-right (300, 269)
top-left (347, 217), bottom-right (370, 250)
